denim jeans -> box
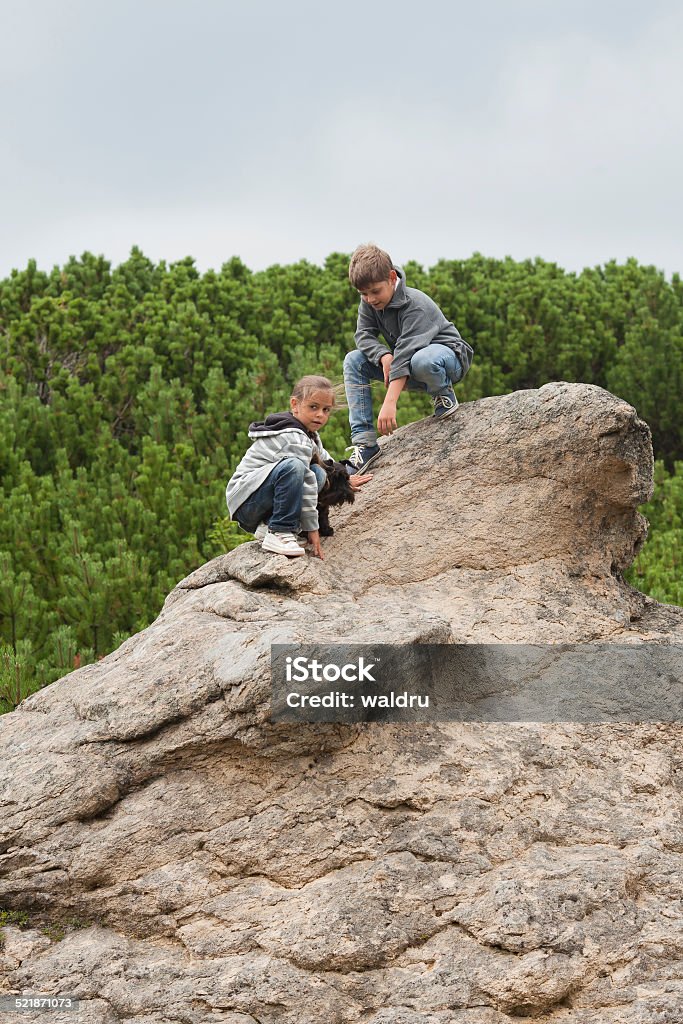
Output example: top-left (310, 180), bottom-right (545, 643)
top-left (234, 458), bottom-right (327, 534)
top-left (343, 344), bottom-right (464, 445)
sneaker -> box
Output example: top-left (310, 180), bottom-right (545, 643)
top-left (433, 389), bottom-right (459, 420)
top-left (254, 523), bottom-right (268, 540)
top-left (344, 442), bottom-right (381, 473)
top-left (261, 529), bottom-right (306, 557)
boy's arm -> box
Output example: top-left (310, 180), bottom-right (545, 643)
top-left (388, 305), bottom-right (441, 381)
top-left (378, 376), bottom-right (408, 435)
top-left (385, 377), bottom-right (408, 402)
top-left (377, 298), bottom-right (447, 434)
top-left (354, 301), bottom-right (390, 364)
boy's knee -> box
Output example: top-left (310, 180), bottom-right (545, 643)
top-left (450, 354), bottom-right (463, 383)
top-left (410, 348), bottom-right (441, 375)
top-left (311, 463), bottom-right (327, 492)
top-left (275, 457), bottom-right (305, 479)
top-left (344, 349), bottom-right (366, 373)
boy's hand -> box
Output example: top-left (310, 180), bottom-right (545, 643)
top-left (378, 399), bottom-right (398, 435)
top-left (308, 530), bottom-right (324, 560)
top-left (349, 472), bottom-right (373, 491)
top-left (380, 352), bottom-right (393, 387)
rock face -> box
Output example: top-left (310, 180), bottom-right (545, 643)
top-left (2, 382), bottom-right (683, 1024)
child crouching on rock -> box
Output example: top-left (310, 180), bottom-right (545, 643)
top-left (226, 375), bottom-right (372, 559)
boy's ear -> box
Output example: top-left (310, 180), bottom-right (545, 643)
top-left (388, 269), bottom-right (397, 284)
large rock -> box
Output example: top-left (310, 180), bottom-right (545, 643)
top-left (1, 383), bottom-right (683, 1024)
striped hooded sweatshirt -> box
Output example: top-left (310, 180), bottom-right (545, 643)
top-left (225, 413), bottom-right (335, 533)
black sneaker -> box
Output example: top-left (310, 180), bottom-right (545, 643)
top-left (433, 389), bottom-right (459, 420)
top-left (344, 443), bottom-right (381, 473)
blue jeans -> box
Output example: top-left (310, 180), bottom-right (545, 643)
top-left (234, 458), bottom-right (327, 534)
top-left (343, 344), bottom-right (464, 445)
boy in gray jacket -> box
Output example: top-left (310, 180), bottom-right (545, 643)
top-left (343, 243), bottom-right (473, 472)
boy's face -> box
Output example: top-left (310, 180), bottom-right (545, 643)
top-left (290, 389), bottom-right (335, 433)
top-left (359, 269), bottom-right (397, 311)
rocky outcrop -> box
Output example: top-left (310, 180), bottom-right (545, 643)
top-left (1, 383), bottom-right (683, 1023)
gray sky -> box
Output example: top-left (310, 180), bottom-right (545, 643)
top-left (2, 0), bottom-right (682, 278)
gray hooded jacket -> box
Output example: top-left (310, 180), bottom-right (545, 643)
top-left (225, 414), bottom-right (334, 532)
top-left (354, 268), bottom-right (473, 383)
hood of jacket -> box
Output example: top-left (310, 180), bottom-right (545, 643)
top-left (384, 266), bottom-right (410, 310)
top-left (248, 412), bottom-right (318, 440)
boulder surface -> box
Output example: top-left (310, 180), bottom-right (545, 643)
top-left (2, 383), bottom-right (683, 1024)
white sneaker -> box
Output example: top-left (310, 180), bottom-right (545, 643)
top-left (254, 523), bottom-right (268, 540)
top-left (261, 529), bottom-right (306, 557)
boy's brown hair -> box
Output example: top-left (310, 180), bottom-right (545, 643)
top-left (348, 244), bottom-right (394, 290)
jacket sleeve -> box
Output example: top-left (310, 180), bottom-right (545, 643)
top-left (388, 305), bottom-right (442, 381)
top-left (314, 439), bottom-right (353, 479)
top-left (315, 439), bottom-right (334, 463)
top-left (299, 468), bottom-right (320, 532)
top-left (354, 301), bottom-right (390, 365)
top-left (253, 431), bottom-right (312, 469)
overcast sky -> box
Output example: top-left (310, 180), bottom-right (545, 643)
top-left (2, 0), bottom-right (682, 279)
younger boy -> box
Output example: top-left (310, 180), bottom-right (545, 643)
top-left (343, 244), bottom-right (473, 472)
top-left (226, 375), bottom-right (371, 559)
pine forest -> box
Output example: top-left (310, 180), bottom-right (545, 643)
top-left (1, 249), bottom-right (682, 712)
